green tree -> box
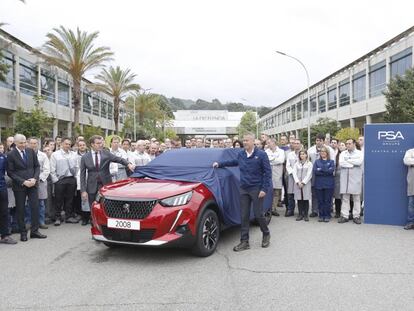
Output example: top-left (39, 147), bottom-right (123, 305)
top-left (14, 95), bottom-right (54, 137)
top-left (42, 26), bottom-right (113, 132)
top-left (384, 67), bottom-right (414, 123)
top-left (81, 118), bottom-right (104, 143)
top-left (335, 127), bottom-right (360, 143)
top-left (94, 66), bottom-right (140, 134)
top-left (237, 111), bottom-right (257, 137)
top-left (301, 117), bottom-right (340, 147)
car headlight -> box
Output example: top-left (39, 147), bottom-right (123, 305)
top-left (95, 192), bottom-right (104, 203)
top-left (160, 191), bottom-right (193, 207)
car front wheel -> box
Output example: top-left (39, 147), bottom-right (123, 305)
top-left (191, 209), bottom-right (220, 257)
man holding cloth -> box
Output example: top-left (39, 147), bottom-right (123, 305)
top-left (213, 133), bottom-right (272, 251)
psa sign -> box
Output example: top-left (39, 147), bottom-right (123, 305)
top-left (365, 124), bottom-right (414, 226)
top-left (377, 131), bottom-right (405, 140)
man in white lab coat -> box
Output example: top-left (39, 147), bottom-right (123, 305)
top-left (265, 138), bottom-right (285, 216)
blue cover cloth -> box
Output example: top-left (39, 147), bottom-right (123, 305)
top-left (131, 148), bottom-right (272, 226)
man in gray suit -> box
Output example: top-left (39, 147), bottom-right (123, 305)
top-left (80, 135), bottom-right (135, 220)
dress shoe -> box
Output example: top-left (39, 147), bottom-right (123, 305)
top-left (285, 210), bottom-right (294, 217)
top-left (65, 217), bottom-right (79, 224)
top-left (262, 234), bottom-right (270, 248)
top-left (404, 223), bottom-right (414, 230)
top-left (233, 241), bottom-right (250, 252)
top-left (304, 215), bottom-right (309, 222)
top-left (338, 216), bottom-right (349, 224)
top-left (20, 233), bottom-right (28, 242)
top-left (324, 218), bottom-right (330, 223)
top-left (271, 210), bottom-right (280, 217)
top-left (353, 217), bottom-right (362, 225)
top-left (30, 231), bottom-right (47, 239)
top-left (81, 219), bottom-right (89, 226)
top-left (296, 215), bottom-right (304, 221)
top-left (334, 212), bottom-right (341, 218)
top-left (39, 224), bottom-right (48, 229)
top-left (309, 212), bottom-right (318, 218)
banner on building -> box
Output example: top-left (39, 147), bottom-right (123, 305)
top-left (364, 123), bottom-right (414, 226)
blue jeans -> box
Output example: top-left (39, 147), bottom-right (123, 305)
top-left (407, 196), bottom-right (414, 225)
top-left (316, 188), bottom-right (334, 219)
top-left (287, 193), bottom-right (295, 212)
top-left (25, 200), bottom-right (46, 225)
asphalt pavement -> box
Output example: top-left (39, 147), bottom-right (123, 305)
top-left (1, 208), bottom-right (414, 311)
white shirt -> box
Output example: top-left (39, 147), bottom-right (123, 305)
top-left (37, 150), bottom-right (50, 182)
top-left (91, 150), bottom-right (101, 167)
top-left (130, 151), bottom-right (151, 167)
top-left (245, 149), bottom-right (254, 158)
top-left (50, 149), bottom-right (78, 183)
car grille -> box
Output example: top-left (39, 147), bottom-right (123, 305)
top-left (101, 226), bottom-right (156, 243)
top-left (103, 199), bottom-right (157, 220)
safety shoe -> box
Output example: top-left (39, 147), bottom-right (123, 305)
top-left (404, 223), bottom-right (414, 230)
top-left (353, 217), bottom-right (362, 225)
top-left (233, 241), bottom-right (250, 252)
top-left (262, 234), bottom-right (270, 248)
top-left (338, 217), bottom-right (349, 224)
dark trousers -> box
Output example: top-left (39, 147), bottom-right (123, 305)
top-left (311, 186), bottom-right (319, 213)
top-left (297, 200), bottom-right (309, 216)
top-left (335, 199), bottom-right (342, 215)
top-left (73, 190), bottom-right (82, 216)
top-left (316, 188), bottom-right (334, 219)
top-left (0, 190), bottom-right (9, 238)
top-left (46, 178), bottom-right (55, 220)
top-left (86, 182), bottom-right (103, 221)
top-left (14, 187), bottom-right (39, 233)
top-left (54, 177), bottom-right (76, 220)
top-left (240, 188), bottom-right (270, 242)
top-left (286, 193), bottom-right (295, 212)
top-left (282, 171), bottom-right (288, 205)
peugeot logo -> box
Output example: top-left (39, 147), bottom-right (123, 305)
top-left (122, 203), bottom-right (130, 214)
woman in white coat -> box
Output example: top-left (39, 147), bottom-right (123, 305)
top-left (292, 150), bottom-right (313, 221)
top-left (265, 138), bottom-right (285, 216)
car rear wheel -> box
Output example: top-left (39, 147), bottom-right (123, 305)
top-left (191, 209), bottom-right (220, 257)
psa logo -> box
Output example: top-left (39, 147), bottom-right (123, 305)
top-left (377, 131), bottom-right (405, 140)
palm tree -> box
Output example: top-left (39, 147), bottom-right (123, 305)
top-left (42, 26), bottom-right (113, 131)
top-left (94, 66), bottom-right (140, 134)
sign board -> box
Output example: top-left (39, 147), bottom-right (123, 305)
top-left (364, 123), bottom-right (414, 226)
top-left (184, 127), bottom-right (227, 134)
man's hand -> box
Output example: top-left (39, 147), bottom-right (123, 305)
top-left (23, 180), bottom-right (32, 188)
top-left (212, 162), bottom-right (219, 168)
top-left (127, 163), bottom-right (136, 172)
top-left (81, 191), bottom-right (88, 201)
top-left (258, 191), bottom-right (266, 199)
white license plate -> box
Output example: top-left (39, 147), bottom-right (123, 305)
top-left (107, 218), bottom-right (140, 230)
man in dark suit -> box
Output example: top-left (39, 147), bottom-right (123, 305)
top-left (6, 134), bottom-right (47, 241)
top-left (80, 135), bottom-right (135, 220)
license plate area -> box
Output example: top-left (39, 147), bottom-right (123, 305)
top-left (107, 218), bottom-right (140, 230)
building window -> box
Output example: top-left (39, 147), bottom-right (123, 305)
top-left (101, 100), bottom-right (107, 118)
top-left (302, 99), bottom-right (308, 118)
top-left (339, 79), bottom-right (350, 107)
top-left (327, 86), bottom-right (337, 110)
top-left (0, 51), bottom-right (15, 90)
top-left (92, 97), bottom-right (100, 116)
top-left (369, 60), bottom-right (386, 98)
top-left (390, 47), bottom-right (412, 78)
top-left (58, 81), bottom-right (69, 106)
top-left (19, 58), bottom-right (38, 96)
top-left (83, 92), bottom-right (92, 113)
top-left (40, 70), bottom-right (55, 102)
top-left (352, 70), bottom-right (366, 103)
top-left (296, 102), bottom-right (302, 120)
top-left (277, 112), bottom-right (281, 126)
top-left (318, 92), bottom-right (326, 113)
top-left (310, 96), bottom-right (317, 116)
top-left (107, 102), bottom-right (113, 119)
top-left (286, 107), bottom-right (291, 123)
top-left (291, 105), bottom-right (296, 122)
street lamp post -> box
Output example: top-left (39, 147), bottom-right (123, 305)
top-left (133, 95), bottom-right (137, 141)
top-left (276, 51), bottom-right (311, 149)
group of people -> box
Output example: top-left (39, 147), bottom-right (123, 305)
top-left (1, 130), bottom-right (413, 249)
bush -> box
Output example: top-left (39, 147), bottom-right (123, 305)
top-left (335, 128), bottom-right (360, 143)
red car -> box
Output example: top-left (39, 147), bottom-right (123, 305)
top-left (90, 149), bottom-right (272, 257)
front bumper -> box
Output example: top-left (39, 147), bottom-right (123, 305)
top-left (91, 200), bottom-right (197, 248)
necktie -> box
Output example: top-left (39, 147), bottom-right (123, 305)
top-left (22, 150), bottom-right (27, 165)
top-left (95, 151), bottom-right (100, 171)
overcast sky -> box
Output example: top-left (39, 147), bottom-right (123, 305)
top-left (1, 0), bottom-right (414, 107)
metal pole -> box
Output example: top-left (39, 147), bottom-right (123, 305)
top-left (133, 96), bottom-right (136, 141)
top-left (276, 51), bottom-right (311, 149)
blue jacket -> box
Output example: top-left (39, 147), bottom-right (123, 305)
top-left (0, 153), bottom-right (7, 191)
top-left (313, 159), bottom-right (335, 189)
top-left (218, 148), bottom-right (272, 193)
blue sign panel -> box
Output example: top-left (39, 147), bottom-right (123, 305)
top-left (364, 123), bottom-right (414, 226)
